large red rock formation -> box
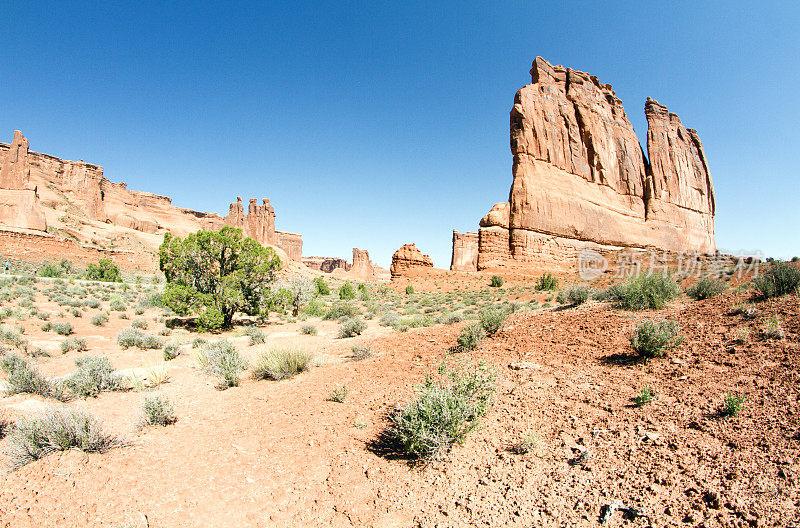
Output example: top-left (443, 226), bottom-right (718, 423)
top-left (467, 57), bottom-right (715, 270)
top-left (0, 131), bottom-right (47, 231)
top-left (0, 131), bottom-right (303, 263)
top-left (450, 230), bottom-right (478, 271)
top-left (303, 248), bottom-right (390, 280)
top-left (390, 243), bottom-right (433, 278)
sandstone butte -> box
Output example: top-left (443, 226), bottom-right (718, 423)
top-left (390, 243), bottom-right (433, 278)
top-left (303, 248), bottom-right (390, 281)
top-left (451, 57), bottom-right (716, 271)
top-left (0, 130), bottom-right (311, 266)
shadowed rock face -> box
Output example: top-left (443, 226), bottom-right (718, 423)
top-left (471, 57), bottom-right (715, 269)
top-left (390, 243), bottom-right (433, 278)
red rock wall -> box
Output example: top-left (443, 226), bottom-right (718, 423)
top-left (390, 243), bottom-right (433, 278)
top-left (450, 230), bottom-right (479, 271)
top-left (276, 231), bottom-right (302, 262)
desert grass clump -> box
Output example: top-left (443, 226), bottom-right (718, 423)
top-left (5, 407), bottom-right (121, 470)
top-left (685, 277), bottom-right (727, 300)
top-left (0, 353), bottom-right (67, 401)
top-left (338, 317), bottom-right (367, 338)
top-left (350, 343), bottom-right (373, 360)
top-left (721, 392), bottom-right (746, 417)
top-left (163, 342), bottom-right (180, 361)
top-left (608, 273), bottom-right (681, 310)
top-left (566, 285), bottom-right (590, 306)
top-left (91, 313), bottom-right (108, 326)
top-left (405, 285), bottom-right (415, 295)
top-left (191, 336), bottom-right (208, 349)
top-left (252, 347), bottom-right (313, 381)
top-left (63, 356), bottom-right (122, 398)
top-left (116, 328), bottom-right (163, 350)
top-left (386, 361), bottom-right (496, 461)
top-left (243, 326), bottom-right (266, 345)
top-left (535, 272), bottom-right (558, 291)
top-left (751, 261), bottom-right (800, 300)
top-left (60, 337), bottom-right (87, 354)
top-left (763, 315), bottom-right (785, 340)
top-left (138, 394), bottom-right (177, 427)
top-left (300, 324), bottom-right (318, 335)
top-left (478, 306), bottom-right (508, 336)
top-left (328, 383), bottom-right (349, 403)
top-left (630, 319), bottom-right (684, 359)
top-left (633, 386), bottom-right (656, 407)
top-left (456, 322), bottom-right (485, 351)
top-left (199, 340), bottom-right (248, 389)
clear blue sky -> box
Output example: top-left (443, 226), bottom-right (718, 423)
top-left (2, 1), bottom-right (798, 267)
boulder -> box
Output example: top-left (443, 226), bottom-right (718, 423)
top-left (390, 243), bottom-right (433, 278)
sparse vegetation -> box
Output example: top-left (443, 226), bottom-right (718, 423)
top-left (300, 324), bottom-right (318, 335)
top-left (139, 394), bottom-right (177, 427)
top-left (328, 383), bottom-right (349, 403)
top-left (198, 340), bottom-right (248, 389)
top-left (478, 306), bottom-right (507, 336)
top-left (456, 322), bottom-right (485, 351)
top-left (685, 277), bottom-right (727, 300)
top-left (253, 347), bottom-right (312, 381)
top-left (163, 342), bottom-right (180, 361)
top-left (63, 356), bottom-right (122, 398)
top-left (350, 343), bottom-right (373, 360)
top-left (0, 353), bottom-right (66, 401)
top-left (565, 285), bottom-right (590, 306)
top-left (5, 407), bottom-right (121, 470)
top-left (338, 317), bottom-right (367, 338)
top-left (405, 285), bottom-right (415, 295)
top-left (85, 259), bottom-right (122, 282)
top-left (751, 261), bottom-right (800, 300)
top-left (490, 275), bottom-right (503, 287)
top-left (339, 281), bottom-right (356, 300)
top-left (633, 386), bottom-right (656, 407)
top-left (386, 361), bottom-right (496, 461)
top-left (60, 337), bottom-right (87, 353)
top-left (630, 319), bottom-right (684, 359)
top-left (608, 273), bottom-right (681, 310)
top-left (243, 326), bottom-right (266, 345)
top-left (763, 315), bottom-right (785, 340)
top-left (117, 328), bottom-right (163, 350)
top-left (535, 272), bottom-right (558, 291)
top-left (721, 392), bottom-right (746, 417)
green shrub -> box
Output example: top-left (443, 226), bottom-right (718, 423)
top-left (63, 356), bottom-right (122, 398)
top-left (685, 277), bottom-right (727, 300)
top-left (478, 306), bottom-right (507, 336)
top-left (439, 312), bottom-right (463, 325)
top-left (350, 344), bottom-right (373, 360)
top-left (253, 347), bottom-right (312, 381)
top-left (323, 301), bottom-right (358, 321)
top-left (633, 386), bottom-right (656, 407)
top-left (60, 337), bottom-right (87, 354)
top-left (38, 262), bottom-right (63, 278)
top-left (379, 312), bottom-right (401, 327)
top-left (52, 322), bottom-right (73, 336)
top-left (338, 317), bottom-right (367, 338)
top-left (0, 353), bottom-right (67, 401)
top-left (91, 313), bottom-right (108, 326)
top-left (163, 342), bottom-right (180, 361)
top-left (535, 272), bottom-right (558, 291)
top-left (566, 285), bottom-right (590, 306)
top-left (630, 319), bottom-right (684, 358)
top-left (328, 384), bottom-right (349, 403)
top-left (130, 318), bottom-right (148, 329)
top-left (387, 361), bottom-right (496, 461)
top-left (198, 306), bottom-right (225, 331)
top-left (456, 323), bottom-right (486, 351)
top-left (5, 407), bottom-right (120, 470)
top-left (302, 298), bottom-right (326, 317)
top-left (555, 291), bottom-right (566, 304)
top-left (199, 340), bottom-right (247, 388)
top-left (139, 394), bottom-right (177, 427)
top-left (116, 328), bottom-right (163, 350)
top-left (490, 276), bottom-right (504, 288)
top-left (300, 324), bottom-right (318, 335)
top-left (608, 273), bottom-right (681, 310)
top-left (339, 281), bottom-right (356, 300)
top-left (243, 326), bottom-right (266, 345)
top-left (721, 392), bottom-right (746, 417)
top-left (751, 261), bottom-right (800, 300)
top-left (405, 285), bottom-right (415, 295)
top-left (85, 259), bottom-right (122, 282)
top-left (313, 277), bottom-right (330, 296)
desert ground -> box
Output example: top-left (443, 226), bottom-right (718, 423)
top-left (0, 261), bottom-right (797, 528)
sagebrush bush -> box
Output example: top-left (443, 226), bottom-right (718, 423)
top-left (387, 361), bottom-right (496, 461)
top-left (328, 383), bottom-right (349, 403)
top-left (117, 328), bottom-right (163, 350)
top-left (630, 319), bottom-right (684, 358)
top-left (63, 356), bottom-right (122, 398)
top-left (566, 285), bottom-right (590, 306)
top-left (60, 337), bottom-right (87, 354)
top-left (608, 273), bottom-right (681, 310)
top-left (253, 347), bottom-right (312, 380)
top-left (139, 394), bottom-right (177, 427)
top-left (405, 285), bottom-right (415, 295)
top-left (199, 340), bottom-right (248, 389)
top-left (5, 407), bottom-right (121, 470)
top-left (338, 317), bottom-right (367, 338)
top-left (685, 277), bottom-right (727, 300)
top-left (243, 326), bottom-right (266, 345)
top-left (52, 322), bottom-right (73, 336)
top-left (456, 322), bottom-right (486, 351)
top-left (478, 306), bottom-right (507, 336)
top-left (163, 342), bottom-right (180, 361)
top-left (300, 324), bottom-right (318, 335)
top-left (490, 275), bottom-right (504, 288)
top-left (535, 272), bottom-right (558, 291)
top-left (751, 261), bottom-right (800, 300)
top-left (130, 318), bottom-right (148, 329)
top-left (350, 343), bottom-right (373, 360)
top-left (324, 301), bottom-right (358, 321)
top-left (91, 313), bottom-right (108, 326)
top-left (439, 312), bottom-right (463, 325)
top-left (0, 353), bottom-right (66, 401)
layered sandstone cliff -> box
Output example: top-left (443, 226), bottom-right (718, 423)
top-left (303, 248), bottom-right (389, 280)
top-left (0, 131), bottom-right (303, 264)
top-left (461, 57), bottom-right (715, 270)
top-left (390, 243), bottom-right (433, 278)
top-left (450, 230), bottom-right (478, 271)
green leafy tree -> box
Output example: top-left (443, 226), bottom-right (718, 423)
top-left (85, 259), bottom-right (122, 282)
top-left (158, 227), bottom-right (282, 329)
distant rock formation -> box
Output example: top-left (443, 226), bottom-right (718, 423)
top-left (303, 248), bottom-right (389, 280)
top-left (390, 243), bottom-right (433, 278)
top-left (0, 131), bottom-right (303, 263)
top-left (458, 57), bottom-right (716, 270)
top-left (0, 131), bottom-right (47, 231)
top-left (450, 230), bottom-right (478, 271)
